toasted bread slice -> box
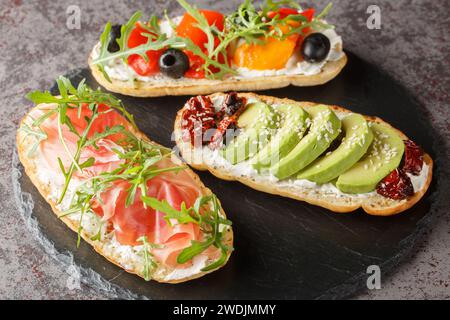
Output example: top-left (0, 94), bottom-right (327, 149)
top-left (88, 52), bottom-right (347, 97)
top-left (17, 103), bottom-right (233, 283)
top-left (174, 93), bottom-right (433, 216)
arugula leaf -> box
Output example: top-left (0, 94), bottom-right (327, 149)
top-left (118, 11), bottom-right (142, 54)
top-left (141, 196), bottom-right (198, 225)
top-left (177, 239), bottom-right (214, 264)
top-left (316, 3), bottom-right (333, 20)
top-left (137, 236), bottom-right (158, 281)
top-left (96, 22), bottom-right (112, 82)
top-left (19, 122), bottom-right (47, 157)
top-left (85, 125), bottom-right (126, 148)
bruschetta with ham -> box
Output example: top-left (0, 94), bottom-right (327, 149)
top-left (17, 77), bottom-right (233, 283)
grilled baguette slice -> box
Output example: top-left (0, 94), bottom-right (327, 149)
top-left (174, 93), bottom-right (433, 216)
top-left (88, 52), bottom-right (347, 97)
top-left (17, 103), bottom-right (233, 283)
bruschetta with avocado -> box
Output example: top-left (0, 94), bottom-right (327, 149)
top-left (174, 92), bottom-right (433, 216)
top-left (88, 0), bottom-right (347, 97)
top-left (16, 77), bottom-right (233, 283)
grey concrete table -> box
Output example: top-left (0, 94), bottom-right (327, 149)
top-left (1, 0), bottom-right (449, 299)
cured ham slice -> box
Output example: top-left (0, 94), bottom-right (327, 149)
top-left (92, 175), bottom-right (201, 267)
top-left (30, 104), bottom-right (130, 181)
top-left (34, 103), bottom-right (205, 268)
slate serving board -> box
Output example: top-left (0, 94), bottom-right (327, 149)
top-left (18, 52), bottom-right (437, 299)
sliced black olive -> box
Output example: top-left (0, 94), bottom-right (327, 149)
top-left (301, 33), bottom-right (331, 63)
top-left (107, 24), bottom-right (122, 53)
top-left (159, 49), bottom-right (189, 79)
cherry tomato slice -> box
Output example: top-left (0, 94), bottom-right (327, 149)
top-left (128, 50), bottom-right (163, 76)
top-left (176, 9), bottom-right (225, 78)
top-left (184, 51), bottom-right (205, 79)
top-left (176, 10), bottom-right (224, 48)
top-left (126, 23), bottom-right (164, 76)
top-left (183, 48), bottom-right (226, 79)
top-left (177, 12), bottom-right (225, 79)
top-left (128, 23), bottom-right (151, 48)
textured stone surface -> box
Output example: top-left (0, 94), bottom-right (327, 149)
top-left (0, 0), bottom-right (449, 299)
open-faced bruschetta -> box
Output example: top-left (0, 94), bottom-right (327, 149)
top-left (174, 92), bottom-right (433, 216)
top-left (16, 77), bottom-right (233, 283)
top-left (89, 0), bottom-right (347, 97)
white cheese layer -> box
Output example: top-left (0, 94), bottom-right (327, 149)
top-left (200, 97), bottom-right (429, 199)
top-left (407, 163), bottom-right (429, 192)
top-left (92, 20), bottom-right (344, 82)
top-left (198, 146), bottom-right (429, 199)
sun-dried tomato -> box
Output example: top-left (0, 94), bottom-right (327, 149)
top-left (181, 96), bottom-right (216, 145)
top-left (402, 140), bottom-right (424, 175)
top-left (215, 92), bottom-right (247, 121)
top-left (209, 116), bottom-right (238, 150)
top-left (376, 169), bottom-right (414, 200)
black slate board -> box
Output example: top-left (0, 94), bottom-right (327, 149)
top-left (18, 52), bottom-right (437, 299)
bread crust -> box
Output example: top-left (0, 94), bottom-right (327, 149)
top-left (88, 52), bottom-right (347, 97)
top-left (17, 104), bottom-right (233, 283)
top-left (174, 93), bottom-right (433, 216)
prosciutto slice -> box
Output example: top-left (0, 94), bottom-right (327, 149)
top-left (34, 103), bottom-right (206, 267)
top-left (30, 104), bottom-right (130, 181)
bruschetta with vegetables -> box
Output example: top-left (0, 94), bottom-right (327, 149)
top-left (174, 92), bottom-right (433, 216)
top-left (89, 0), bottom-right (347, 97)
top-left (16, 77), bottom-right (233, 283)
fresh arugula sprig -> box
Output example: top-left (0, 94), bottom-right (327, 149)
top-left (261, 0), bottom-right (302, 14)
top-left (19, 120), bottom-right (47, 157)
top-left (137, 236), bottom-right (159, 281)
top-left (142, 194), bottom-right (232, 272)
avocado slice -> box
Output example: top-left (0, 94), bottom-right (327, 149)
top-left (270, 105), bottom-right (342, 180)
top-left (250, 104), bottom-right (309, 171)
top-left (336, 123), bottom-right (405, 194)
top-left (297, 114), bottom-right (374, 184)
top-left (221, 102), bottom-right (277, 164)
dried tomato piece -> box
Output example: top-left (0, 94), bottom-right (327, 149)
top-left (181, 96), bottom-right (216, 145)
top-left (403, 140), bottom-right (424, 175)
top-left (376, 169), bottom-right (414, 200)
top-left (215, 92), bottom-right (246, 121)
top-left (209, 116), bottom-right (238, 150)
